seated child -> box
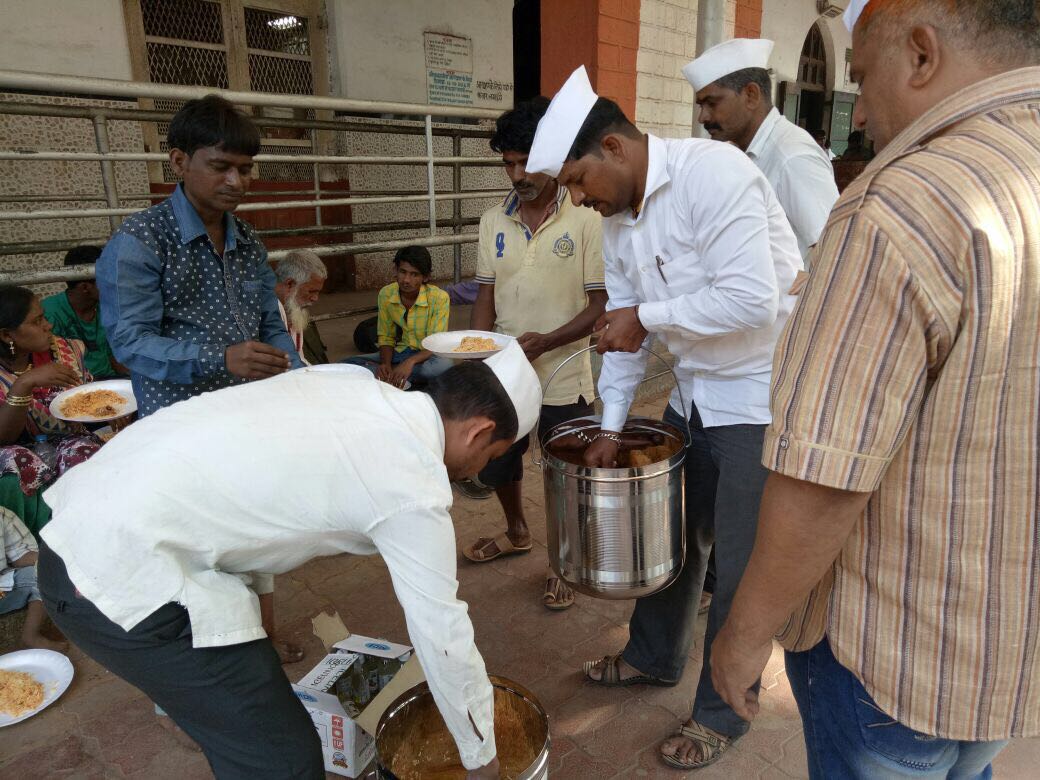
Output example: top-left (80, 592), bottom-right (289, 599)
top-left (0, 507), bottom-right (65, 651)
top-left (343, 246), bottom-right (454, 386)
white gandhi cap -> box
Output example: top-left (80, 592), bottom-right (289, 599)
top-left (844, 0), bottom-right (871, 32)
top-left (682, 38), bottom-right (775, 93)
top-left (526, 65), bottom-right (599, 178)
top-left (484, 340), bottom-right (542, 443)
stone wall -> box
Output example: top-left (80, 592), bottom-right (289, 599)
top-left (634, 0), bottom-right (698, 139)
top-left (0, 93), bottom-right (151, 296)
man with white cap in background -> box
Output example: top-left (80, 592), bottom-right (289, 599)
top-left (36, 343), bottom-right (541, 779)
top-left (708, 1), bottom-right (1040, 777)
top-left (684, 38), bottom-right (839, 265)
top-left (526, 66), bottom-right (801, 770)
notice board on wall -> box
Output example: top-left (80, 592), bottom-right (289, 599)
top-left (425, 31), bottom-right (474, 106)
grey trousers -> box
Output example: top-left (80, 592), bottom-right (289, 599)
top-left (622, 402), bottom-right (769, 739)
top-left (37, 542), bottom-right (324, 780)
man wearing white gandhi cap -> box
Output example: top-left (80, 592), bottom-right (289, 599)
top-left (528, 66), bottom-right (801, 770)
top-left (683, 38), bottom-right (839, 265)
top-left (37, 347), bottom-right (541, 778)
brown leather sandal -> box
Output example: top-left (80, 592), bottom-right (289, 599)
top-left (659, 720), bottom-right (735, 770)
top-left (582, 652), bottom-right (678, 687)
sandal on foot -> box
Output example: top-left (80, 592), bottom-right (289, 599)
top-left (659, 720), bottom-right (734, 770)
top-left (542, 577), bottom-right (574, 611)
top-left (462, 532), bottom-right (532, 563)
top-left (582, 652), bottom-right (678, 687)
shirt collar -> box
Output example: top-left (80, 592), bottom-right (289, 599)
top-left (860, 67), bottom-right (1040, 180)
top-left (746, 107), bottom-right (782, 160)
top-left (170, 184), bottom-right (245, 251)
top-left (619, 134), bottom-right (671, 226)
top-left (389, 283), bottom-right (431, 307)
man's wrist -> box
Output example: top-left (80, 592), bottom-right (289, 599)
top-left (201, 344), bottom-right (227, 375)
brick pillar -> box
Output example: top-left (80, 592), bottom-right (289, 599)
top-left (733, 0), bottom-right (762, 38)
top-left (540, 0), bottom-right (640, 120)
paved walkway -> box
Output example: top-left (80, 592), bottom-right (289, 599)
top-left (1, 389), bottom-right (1037, 778)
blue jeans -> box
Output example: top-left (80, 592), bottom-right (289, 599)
top-left (786, 639), bottom-right (1009, 779)
top-left (622, 402), bottom-right (769, 739)
top-left (341, 347), bottom-right (453, 383)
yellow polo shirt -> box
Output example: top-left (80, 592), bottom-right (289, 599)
top-left (476, 188), bottom-right (604, 406)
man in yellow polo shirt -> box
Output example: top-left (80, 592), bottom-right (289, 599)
top-left (343, 245), bottom-right (453, 387)
top-left (461, 97), bottom-right (607, 611)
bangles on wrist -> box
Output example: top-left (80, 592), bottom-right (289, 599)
top-left (5, 394), bottom-right (32, 408)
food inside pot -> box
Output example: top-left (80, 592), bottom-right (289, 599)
top-left (382, 686), bottom-right (545, 780)
top-left (546, 429), bottom-right (681, 467)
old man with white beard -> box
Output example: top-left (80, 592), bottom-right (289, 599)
top-left (274, 249), bottom-right (327, 365)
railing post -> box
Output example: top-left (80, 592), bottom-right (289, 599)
top-left (91, 112), bottom-right (121, 233)
top-left (452, 132), bottom-right (462, 284)
top-left (310, 127), bottom-right (322, 227)
top-left (424, 115), bottom-right (437, 238)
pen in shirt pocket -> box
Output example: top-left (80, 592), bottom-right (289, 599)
top-left (655, 255), bottom-right (668, 283)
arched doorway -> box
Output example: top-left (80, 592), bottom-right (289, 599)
top-left (796, 23), bottom-right (827, 131)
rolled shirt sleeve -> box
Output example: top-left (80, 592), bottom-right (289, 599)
top-left (369, 504), bottom-right (497, 770)
top-left (97, 233), bottom-right (228, 383)
top-left (764, 211), bottom-right (944, 492)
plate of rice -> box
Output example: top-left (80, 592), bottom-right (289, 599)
top-left (50, 379), bottom-right (136, 423)
top-left (0, 649), bottom-right (74, 727)
top-left (422, 330), bottom-right (515, 360)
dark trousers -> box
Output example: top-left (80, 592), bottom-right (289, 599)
top-left (478, 399), bottom-right (594, 487)
top-left (622, 403), bottom-right (768, 739)
top-left (37, 542), bottom-right (324, 780)
top-left (787, 639), bottom-right (1008, 779)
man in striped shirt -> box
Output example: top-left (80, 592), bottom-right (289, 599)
top-left (709, 1), bottom-right (1040, 777)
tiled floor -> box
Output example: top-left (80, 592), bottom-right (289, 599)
top-left (1, 388), bottom-right (1037, 778)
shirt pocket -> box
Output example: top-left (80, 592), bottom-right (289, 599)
top-left (654, 248), bottom-right (708, 290)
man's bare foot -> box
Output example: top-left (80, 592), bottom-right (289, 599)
top-left (659, 719), bottom-right (733, 769)
top-left (157, 714), bottom-right (202, 752)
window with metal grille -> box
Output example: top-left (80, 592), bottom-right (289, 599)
top-left (129, 0), bottom-right (324, 182)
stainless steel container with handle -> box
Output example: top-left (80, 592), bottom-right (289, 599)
top-left (373, 675), bottom-right (549, 779)
top-left (536, 346), bottom-right (690, 600)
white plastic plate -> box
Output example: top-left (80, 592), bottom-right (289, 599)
top-left (49, 379), bottom-right (136, 423)
top-left (421, 330), bottom-right (514, 360)
top-left (0, 649), bottom-right (74, 727)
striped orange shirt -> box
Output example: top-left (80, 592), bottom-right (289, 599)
top-left (763, 67), bottom-right (1040, 741)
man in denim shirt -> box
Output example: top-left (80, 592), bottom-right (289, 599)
top-left (97, 95), bottom-right (301, 419)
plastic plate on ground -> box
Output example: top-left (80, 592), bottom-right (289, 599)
top-left (421, 330), bottom-right (515, 360)
top-left (0, 649), bottom-right (74, 727)
top-left (49, 379), bottom-right (136, 423)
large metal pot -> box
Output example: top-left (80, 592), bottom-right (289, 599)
top-left (537, 347), bottom-right (689, 600)
top-left (374, 676), bottom-right (549, 779)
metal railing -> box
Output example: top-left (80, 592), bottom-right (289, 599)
top-left (0, 70), bottom-right (508, 304)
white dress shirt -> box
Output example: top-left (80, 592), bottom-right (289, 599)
top-left (42, 370), bottom-right (495, 770)
top-left (599, 134), bottom-right (801, 432)
top-left (746, 108), bottom-right (840, 261)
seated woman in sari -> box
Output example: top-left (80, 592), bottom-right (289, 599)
top-left (0, 286), bottom-right (101, 535)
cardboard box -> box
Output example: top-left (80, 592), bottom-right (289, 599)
top-left (293, 635), bottom-right (413, 778)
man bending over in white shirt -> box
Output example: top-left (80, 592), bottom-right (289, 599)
top-left (36, 343), bottom-right (541, 780)
top-left (525, 67), bottom-right (801, 771)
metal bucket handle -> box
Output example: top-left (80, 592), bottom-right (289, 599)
top-left (532, 344), bottom-right (692, 467)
